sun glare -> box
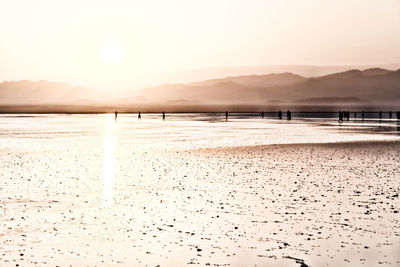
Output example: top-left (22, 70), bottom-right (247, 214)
top-left (102, 115), bottom-right (117, 206)
top-left (99, 41), bottom-right (123, 64)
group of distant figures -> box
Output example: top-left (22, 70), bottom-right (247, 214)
top-left (115, 110), bottom-right (292, 122)
top-left (114, 110), bottom-right (400, 122)
top-left (227, 110), bottom-right (292, 121)
top-left (338, 110), bottom-right (400, 123)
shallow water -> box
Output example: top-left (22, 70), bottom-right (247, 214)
top-left (0, 113), bottom-right (399, 152)
top-left (0, 114), bottom-right (399, 266)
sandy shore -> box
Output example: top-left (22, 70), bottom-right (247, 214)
top-left (0, 140), bottom-right (399, 266)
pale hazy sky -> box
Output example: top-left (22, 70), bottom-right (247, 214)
top-left (0, 0), bottom-right (399, 90)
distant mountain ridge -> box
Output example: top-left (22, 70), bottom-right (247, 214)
top-left (190, 72), bottom-right (306, 87)
top-left (0, 80), bottom-right (108, 105)
top-left (133, 68), bottom-right (400, 106)
top-left (1, 68), bottom-right (400, 110)
top-left (161, 64), bottom-right (400, 85)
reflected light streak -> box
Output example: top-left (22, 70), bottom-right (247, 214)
top-left (102, 116), bottom-right (117, 206)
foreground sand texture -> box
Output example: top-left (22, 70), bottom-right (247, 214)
top-left (0, 115), bottom-right (399, 266)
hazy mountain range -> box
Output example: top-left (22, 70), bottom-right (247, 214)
top-left (1, 66), bottom-right (400, 112)
top-left (161, 63), bottom-right (400, 85)
top-left (130, 67), bottom-right (400, 107)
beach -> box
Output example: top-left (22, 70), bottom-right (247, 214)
top-left (0, 114), bottom-right (399, 266)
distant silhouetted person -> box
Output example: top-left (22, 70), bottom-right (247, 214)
top-left (115, 111), bottom-right (118, 120)
top-left (162, 112), bottom-right (165, 120)
top-left (338, 111), bottom-right (343, 123)
top-left (261, 112), bottom-right (264, 119)
top-left (362, 111), bottom-right (365, 121)
top-left (287, 110), bottom-right (291, 120)
top-left (138, 112), bottom-right (141, 119)
top-left (278, 110), bottom-right (282, 120)
top-left (389, 111), bottom-right (392, 119)
top-left (225, 111), bottom-right (228, 122)
top-left (346, 111), bottom-right (350, 121)
top-left (379, 110), bottom-right (382, 120)
top-left (397, 111), bottom-right (400, 120)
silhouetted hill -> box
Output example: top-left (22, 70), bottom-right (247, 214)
top-left (133, 68), bottom-right (400, 106)
top-left (0, 80), bottom-right (71, 105)
top-left (163, 64), bottom-right (400, 84)
top-left (277, 69), bottom-right (400, 104)
top-left (191, 72), bottom-right (305, 87)
top-left (362, 68), bottom-right (391, 76)
top-left (0, 80), bottom-right (107, 105)
top-left (133, 73), bottom-right (306, 104)
top-left (1, 67), bottom-right (399, 111)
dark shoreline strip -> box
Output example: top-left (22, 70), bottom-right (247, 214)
top-left (192, 140), bottom-right (400, 153)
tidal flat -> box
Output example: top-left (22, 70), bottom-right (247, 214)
top-left (0, 114), bottom-right (399, 266)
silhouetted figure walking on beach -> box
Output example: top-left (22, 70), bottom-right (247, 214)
top-left (278, 110), bottom-right (282, 120)
top-left (115, 111), bottom-right (118, 120)
top-left (397, 111), bottom-right (400, 120)
top-left (225, 111), bottom-right (228, 122)
top-left (379, 110), bottom-right (382, 120)
top-left (287, 110), bottom-right (291, 120)
top-left (162, 112), bottom-right (165, 120)
top-left (389, 111), bottom-right (392, 119)
top-left (346, 111), bottom-right (350, 121)
top-left (138, 112), bottom-right (141, 119)
top-left (362, 111), bottom-right (365, 122)
top-left (261, 112), bottom-right (264, 119)
top-left (338, 111), bottom-right (343, 123)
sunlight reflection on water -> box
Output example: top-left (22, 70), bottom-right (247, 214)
top-left (0, 113), bottom-right (399, 153)
top-left (102, 116), bottom-right (117, 206)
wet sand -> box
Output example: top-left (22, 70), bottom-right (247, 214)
top-left (1, 139), bottom-right (399, 266)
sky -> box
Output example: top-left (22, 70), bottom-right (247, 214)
top-left (0, 0), bottom-right (400, 91)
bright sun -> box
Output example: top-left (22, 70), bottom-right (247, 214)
top-left (99, 41), bottom-right (123, 64)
